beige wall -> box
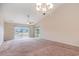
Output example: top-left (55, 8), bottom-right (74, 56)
top-left (39, 4), bottom-right (79, 47)
top-left (4, 22), bottom-right (14, 41)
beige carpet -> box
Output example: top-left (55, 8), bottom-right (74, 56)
top-left (0, 39), bottom-right (79, 56)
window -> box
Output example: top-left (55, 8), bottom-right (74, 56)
top-left (14, 26), bottom-right (29, 39)
top-left (35, 26), bottom-right (40, 38)
top-left (14, 25), bottom-right (41, 39)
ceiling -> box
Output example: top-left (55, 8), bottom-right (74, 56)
top-left (1, 3), bottom-right (62, 24)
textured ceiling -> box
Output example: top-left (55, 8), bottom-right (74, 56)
top-left (1, 3), bottom-right (62, 24)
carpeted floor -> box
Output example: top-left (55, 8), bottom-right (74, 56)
top-left (0, 39), bottom-right (79, 56)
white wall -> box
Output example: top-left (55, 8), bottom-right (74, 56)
top-left (39, 4), bottom-right (79, 47)
top-left (0, 16), bottom-right (4, 45)
top-left (0, 4), bottom-right (4, 45)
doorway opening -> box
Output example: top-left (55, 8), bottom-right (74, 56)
top-left (14, 25), bottom-right (41, 39)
